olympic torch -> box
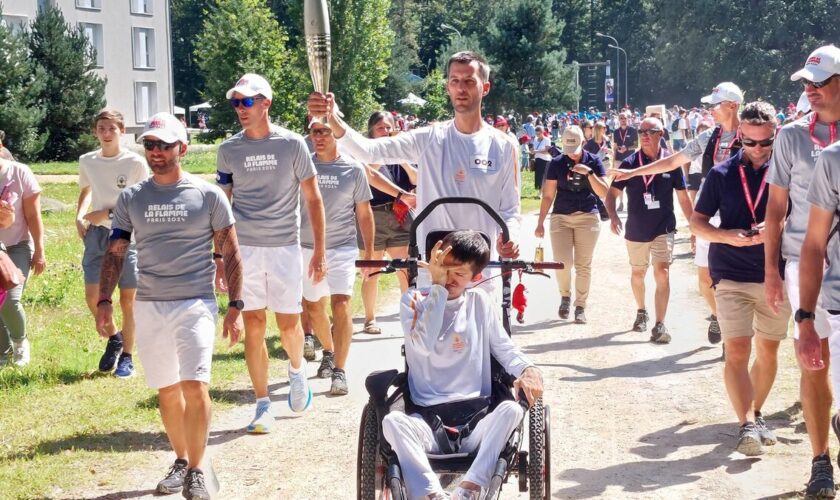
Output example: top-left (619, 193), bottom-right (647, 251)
top-left (304, 0), bottom-right (332, 124)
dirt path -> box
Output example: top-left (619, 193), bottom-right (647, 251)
top-left (72, 212), bottom-right (812, 499)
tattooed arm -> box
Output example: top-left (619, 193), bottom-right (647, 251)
top-left (95, 237), bottom-right (130, 338)
top-left (214, 224), bottom-right (243, 346)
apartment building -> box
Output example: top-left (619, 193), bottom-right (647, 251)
top-left (1, 0), bottom-right (174, 138)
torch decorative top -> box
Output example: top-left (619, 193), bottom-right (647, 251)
top-left (304, 0), bottom-right (331, 94)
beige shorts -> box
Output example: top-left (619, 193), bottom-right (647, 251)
top-left (714, 279), bottom-right (791, 342)
top-left (626, 233), bottom-right (674, 268)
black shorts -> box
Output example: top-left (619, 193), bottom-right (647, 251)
top-left (687, 172), bottom-right (703, 191)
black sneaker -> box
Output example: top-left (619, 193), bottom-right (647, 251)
top-left (708, 316), bottom-right (721, 344)
top-left (633, 309), bottom-right (649, 332)
top-left (558, 297), bottom-right (571, 319)
top-left (330, 368), bottom-right (348, 395)
top-left (317, 351), bottom-right (335, 379)
top-left (183, 468), bottom-right (210, 500)
top-left (99, 332), bottom-right (123, 372)
top-left (805, 454), bottom-right (835, 499)
top-left (735, 422), bottom-right (763, 456)
top-left (157, 458), bottom-right (188, 494)
top-left (754, 412), bottom-right (777, 446)
top-left (574, 306), bottom-right (586, 324)
top-left (650, 322), bottom-right (671, 344)
top-left (303, 334), bottom-right (316, 362)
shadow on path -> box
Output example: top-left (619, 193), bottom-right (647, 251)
top-left (545, 346), bottom-right (718, 381)
top-left (84, 488), bottom-right (159, 499)
top-left (522, 330), bottom-right (646, 354)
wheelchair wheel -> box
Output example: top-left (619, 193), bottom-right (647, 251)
top-left (357, 401), bottom-right (384, 500)
top-left (388, 477), bottom-right (405, 500)
top-left (528, 398), bottom-right (549, 499)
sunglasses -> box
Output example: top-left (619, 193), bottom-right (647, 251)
top-left (638, 128), bottom-right (662, 136)
top-left (741, 136), bottom-right (775, 148)
top-left (229, 96), bottom-right (265, 108)
top-left (802, 75), bottom-right (837, 89)
top-left (142, 139), bottom-right (178, 151)
top-left (310, 128), bottom-right (333, 137)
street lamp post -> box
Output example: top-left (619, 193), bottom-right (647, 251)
top-left (440, 23), bottom-right (461, 40)
top-left (595, 32), bottom-right (619, 109)
top-left (609, 44), bottom-right (628, 108)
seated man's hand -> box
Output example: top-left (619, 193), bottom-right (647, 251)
top-left (420, 240), bottom-right (452, 287)
top-left (513, 367), bottom-right (544, 408)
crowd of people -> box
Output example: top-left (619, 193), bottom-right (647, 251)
top-left (0, 41), bottom-right (838, 499)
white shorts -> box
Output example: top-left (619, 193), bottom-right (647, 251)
top-left (785, 260), bottom-right (831, 340)
top-left (241, 244), bottom-right (303, 314)
top-left (134, 299), bottom-right (218, 389)
top-left (302, 245), bottom-right (357, 301)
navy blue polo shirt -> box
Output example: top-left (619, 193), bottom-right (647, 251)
top-left (369, 164), bottom-right (416, 207)
top-left (694, 150), bottom-right (775, 284)
top-left (612, 149), bottom-right (686, 242)
top-left (544, 150), bottom-right (605, 215)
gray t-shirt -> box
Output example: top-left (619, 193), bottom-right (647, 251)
top-left (216, 126), bottom-right (316, 247)
top-left (768, 113), bottom-right (836, 260)
top-left (300, 155), bottom-right (372, 249)
top-left (680, 127), bottom-right (738, 163)
top-left (805, 142), bottom-right (840, 309)
top-left (113, 174), bottom-right (235, 301)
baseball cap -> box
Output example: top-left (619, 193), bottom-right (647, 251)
top-left (225, 73), bottom-right (273, 101)
top-left (562, 126), bottom-right (584, 155)
top-left (791, 45), bottom-right (840, 84)
top-left (137, 112), bottom-right (187, 144)
top-left (700, 82), bottom-right (744, 105)
top-left (494, 116), bottom-right (508, 127)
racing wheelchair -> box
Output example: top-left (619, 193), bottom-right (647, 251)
top-left (355, 197), bottom-right (562, 499)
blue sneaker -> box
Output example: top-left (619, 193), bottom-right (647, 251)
top-left (99, 332), bottom-right (123, 372)
top-left (114, 354), bottom-right (134, 378)
top-left (288, 364), bottom-right (312, 413)
top-left (246, 400), bottom-right (273, 433)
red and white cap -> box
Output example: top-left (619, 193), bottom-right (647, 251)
top-left (225, 73), bottom-right (273, 101)
top-left (700, 82), bottom-right (744, 105)
top-left (137, 112), bottom-right (188, 144)
top-left (791, 45), bottom-right (840, 84)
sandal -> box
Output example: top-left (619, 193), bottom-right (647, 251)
top-left (363, 320), bottom-right (382, 335)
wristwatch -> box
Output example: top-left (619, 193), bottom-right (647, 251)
top-left (795, 308), bottom-right (816, 323)
top-left (108, 209), bottom-right (114, 220)
top-left (228, 299), bottom-right (245, 311)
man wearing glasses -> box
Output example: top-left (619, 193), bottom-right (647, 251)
top-left (690, 102), bottom-right (788, 457)
top-left (606, 117), bottom-right (693, 344)
top-left (765, 45), bottom-right (840, 498)
top-left (216, 74), bottom-right (327, 434)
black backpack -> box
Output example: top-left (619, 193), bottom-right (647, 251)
top-left (671, 117), bottom-right (680, 132)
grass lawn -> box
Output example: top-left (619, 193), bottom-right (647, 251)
top-left (30, 149), bottom-right (218, 176)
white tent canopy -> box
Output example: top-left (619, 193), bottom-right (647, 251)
top-left (398, 93), bottom-right (427, 107)
top-left (189, 102), bottom-right (212, 112)
top-left (173, 105), bottom-right (185, 115)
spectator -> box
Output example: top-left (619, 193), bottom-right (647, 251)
top-left (533, 126), bottom-right (553, 195)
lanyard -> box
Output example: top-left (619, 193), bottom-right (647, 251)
top-left (618, 127), bottom-right (629, 145)
top-left (712, 128), bottom-right (741, 163)
top-left (637, 149), bottom-right (664, 192)
top-left (809, 112), bottom-right (838, 149)
top-left (738, 163), bottom-right (768, 226)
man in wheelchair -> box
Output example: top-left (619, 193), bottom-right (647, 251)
top-left (384, 231), bottom-right (544, 500)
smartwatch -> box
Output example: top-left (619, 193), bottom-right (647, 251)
top-left (108, 209), bottom-right (114, 220)
top-left (795, 308), bottom-right (816, 323)
top-left (228, 299), bottom-right (245, 311)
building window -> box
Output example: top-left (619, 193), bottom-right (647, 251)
top-left (76, 0), bottom-right (101, 10)
top-left (80, 23), bottom-right (104, 67)
top-left (1, 15), bottom-right (28, 33)
top-left (130, 0), bottom-right (153, 15)
top-left (134, 82), bottom-right (158, 123)
top-left (132, 27), bottom-right (156, 69)
top-left (37, 0), bottom-right (51, 13)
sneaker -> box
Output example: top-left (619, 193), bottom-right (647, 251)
top-left (330, 368), bottom-right (348, 396)
top-left (303, 334), bottom-right (317, 362)
top-left (708, 316), bottom-right (721, 344)
top-left (99, 332), bottom-right (123, 372)
top-left (735, 422), bottom-right (763, 456)
top-left (156, 458), bottom-right (188, 494)
top-left (574, 306), bottom-right (586, 324)
top-left (12, 338), bottom-right (30, 367)
top-left (650, 322), bottom-right (671, 344)
top-left (805, 454), bottom-right (835, 499)
top-left (558, 297), bottom-right (571, 319)
top-left (452, 486), bottom-right (485, 500)
top-left (246, 400), bottom-right (273, 434)
top-left (288, 364), bottom-right (312, 413)
top-left (633, 309), bottom-right (649, 332)
top-left (317, 351), bottom-right (335, 379)
top-left (183, 468), bottom-right (210, 500)
top-left (114, 354), bottom-right (135, 378)
top-left (754, 412), bottom-right (777, 446)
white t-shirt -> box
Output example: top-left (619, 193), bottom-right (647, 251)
top-left (79, 149), bottom-right (149, 228)
top-left (533, 137), bottom-right (553, 161)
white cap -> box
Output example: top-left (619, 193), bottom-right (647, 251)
top-left (225, 73), bottom-right (273, 101)
top-left (562, 126), bottom-right (584, 155)
top-left (700, 82), bottom-right (744, 105)
top-left (137, 112), bottom-right (188, 144)
top-left (791, 45), bottom-right (840, 84)
top-left (796, 91), bottom-right (811, 114)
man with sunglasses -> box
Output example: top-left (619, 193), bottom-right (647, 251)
top-left (690, 102), bottom-right (788, 457)
top-left (216, 74), bottom-right (326, 433)
top-left (606, 117), bottom-right (693, 344)
top-left (764, 45), bottom-right (840, 498)
top-left (97, 113), bottom-right (242, 500)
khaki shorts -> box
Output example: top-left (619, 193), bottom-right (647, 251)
top-left (626, 233), bottom-right (674, 268)
top-left (714, 280), bottom-right (791, 342)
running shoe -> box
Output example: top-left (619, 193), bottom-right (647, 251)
top-left (331, 368), bottom-right (348, 396)
top-left (558, 297), bottom-right (571, 319)
top-left (805, 454), bottom-right (835, 499)
top-left (735, 422), bottom-right (763, 456)
top-left (246, 400), bottom-right (273, 434)
top-left (288, 364), bottom-right (312, 413)
top-left (754, 412), bottom-right (777, 446)
top-left (114, 354), bottom-right (135, 378)
top-left (317, 351), bottom-right (335, 379)
top-left (303, 334), bottom-right (317, 362)
top-left (574, 306), bottom-right (587, 324)
top-left (156, 458), bottom-right (188, 494)
top-left (12, 338), bottom-right (30, 367)
top-left (183, 468), bottom-right (211, 500)
top-left (650, 322), bottom-right (671, 344)
top-left (99, 332), bottom-right (123, 372)
top-left (708, 315), bottom-right (721, 344)
top-left (633, 309), bottom-right (649, 332)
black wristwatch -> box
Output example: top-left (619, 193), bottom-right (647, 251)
top-left (587, 169), bottom-right (595, 177)
top-left (228, 299), bottom-right (244, 311)
top-left (108, 209), bottom-right (114, 220)
top-left (795, 308), bottom-right (816, 323)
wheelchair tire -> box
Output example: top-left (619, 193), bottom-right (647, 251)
top-left (388, 477), bottom-right (405, 500)
top-left (358, 401), bottom-right (381, 500)
top-left (544, 404), bottom-right (552, 498)
top-left (528, 398), bottom-right (548, 499)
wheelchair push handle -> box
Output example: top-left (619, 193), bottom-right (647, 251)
top-left (409, 197), bottom-right (511, 251)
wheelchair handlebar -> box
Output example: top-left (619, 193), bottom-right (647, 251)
top-left (355, 259), bottom-right (564, 270)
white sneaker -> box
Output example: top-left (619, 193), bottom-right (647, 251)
top-left (246, 400), bottom-right (273, 434)
top-left (13, 338), bottom-right (30, 367)
top-left (287, 363), bottom-right (312, 413)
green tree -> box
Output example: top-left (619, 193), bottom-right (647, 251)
top-left (417, 69), bottom-right (450, 121)
top-left (0, 7), bottom-right (47, 160)
top-left (171, 0), bottom-right (213, 108)
top-left (28, 6), bottom-right (105, 161)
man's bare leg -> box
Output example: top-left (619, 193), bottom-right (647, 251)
top-left (243, 310), bottom-right (269, 399)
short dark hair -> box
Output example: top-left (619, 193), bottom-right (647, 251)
top-left (446, 51), bottom-right (490, 82)
top-left (440, 230), bottom-right (491, 275)
top-left (93, 108), bottom-right (126, 130)
top-left (740, 101), bottom-right (777, 126)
